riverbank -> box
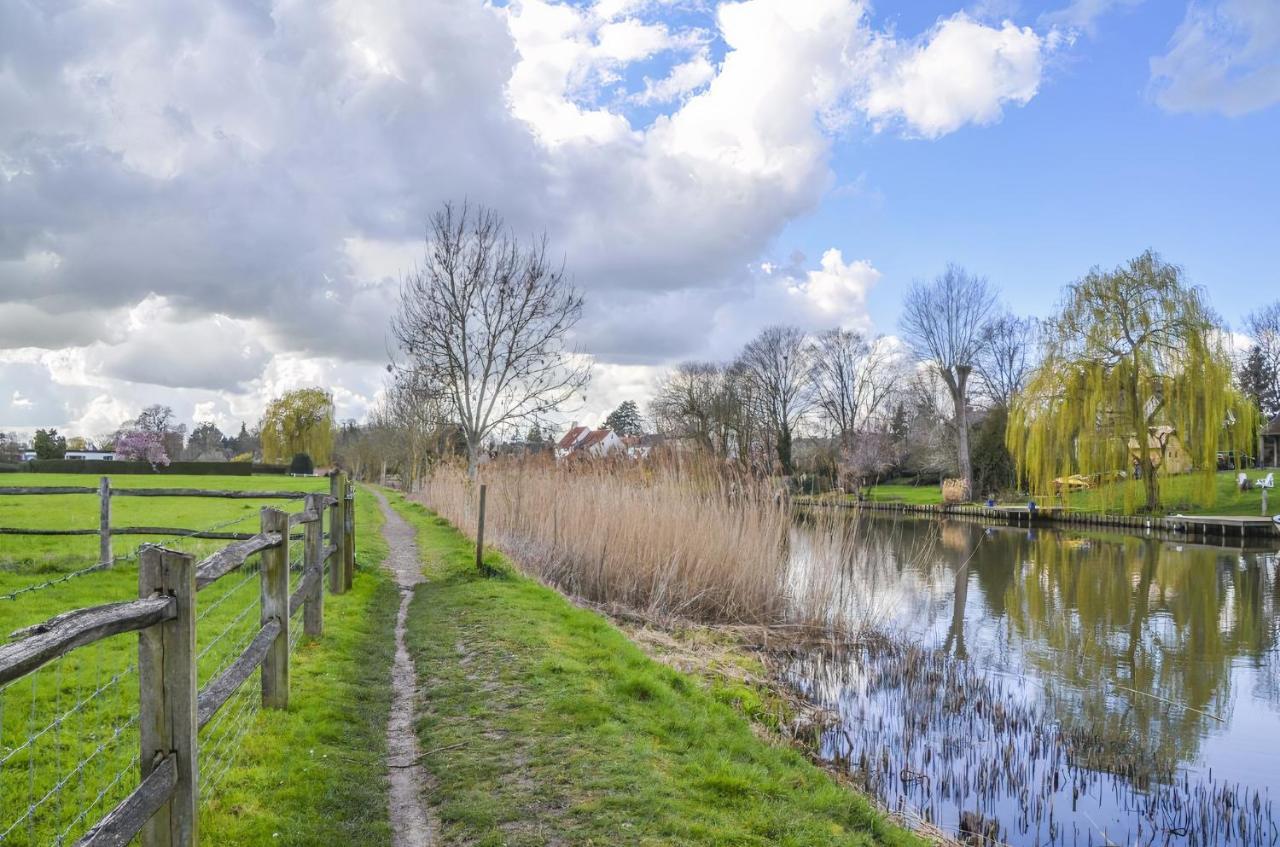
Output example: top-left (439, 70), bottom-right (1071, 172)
top-left (385, 489), bottom-right (928, 847)
top-left (851, 470), bottom-right (1277, 518)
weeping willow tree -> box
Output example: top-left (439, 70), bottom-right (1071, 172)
top-left (1008, 251), bottom-right (1257, 513)
top-left (260, 387), bottom-right (336, 465)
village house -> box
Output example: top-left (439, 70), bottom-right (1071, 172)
top-left (556, 425), bottom-right (624, 459)
top-left (1261, 415), bottom-right (1280, 468)
top-left (1127, 425), bottom-right (1192, 474)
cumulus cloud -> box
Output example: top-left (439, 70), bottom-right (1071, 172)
top-left (1150, 0), bottom-right (1280, 116)
top-left (0, 0), bottom-right (1055, 434)
top-left (859, 13), bottom-right (1047, 138)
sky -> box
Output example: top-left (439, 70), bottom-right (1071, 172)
top-left (1, 0), bottom-right (1278, 440)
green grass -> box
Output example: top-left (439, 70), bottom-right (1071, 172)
top-left (0, 474), bottom-right (396, 846)
top-left (386, 490), bottom-right (924, 847)
top-left (197, 486), bottom-right (399, 846)
top-left (821, 470), bottom-right (1275, 516)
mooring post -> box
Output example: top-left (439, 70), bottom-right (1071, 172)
top-left (1262, 486), bottom-right (1268, 518)
top-left (343, 481), bottom-right (355, 590)
top-left (139, 546), bottom-right (198, 847)
top-left (303, 493), bottom-right (324, 639)
top-left (329, 472), bottom-right (346, 595)
top-left (99, 476), bottom-right (112, 566)
top-left (260, 507), bottom-right (289, 709)
top-left (476, 483), bottom-right (487, 570)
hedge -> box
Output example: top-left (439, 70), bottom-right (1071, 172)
top-left (19, 460), bottom-right (289, 475)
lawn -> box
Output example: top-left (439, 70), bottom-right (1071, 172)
top-left (822, 470), bottom-right (1276, 517)
top-left (387, 489), bottom-right (924, 847)
top-left (0, 474), bottom-right (396, 846)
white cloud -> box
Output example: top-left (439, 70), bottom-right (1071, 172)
top-left (1150, 0), bottom-right (1280, 116)
top-left (860, 13), bottom-right (1047, 138)
top-left (1040, 0), bottom-right (1145, 34)
top-left (0, 0), bottom-right (1055, 435)
top-left (634, 52), bottom-right (716, 104)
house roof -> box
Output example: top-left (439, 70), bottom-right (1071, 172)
top-left (577, 428), bottom-right (612, 450)
top-left (557, 426), bottom-right (589, 450)
top-left (1265, 415), bottom-right (1280, 436)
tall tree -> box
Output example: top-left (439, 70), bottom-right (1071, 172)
top-left (259, 387), bottom-right (336, 465)
top-left (134, 404), bottom-right (186, 458)
top-left (33, 428), bottom-right (67, 460)
top-left (976, 313), bottom-right (1039, 409)
top-left (901, 265), bottom-right (997, 496)
top-left (808, 328), bottom-right (898, 448)
top-left (187, 421), bottom-right (227, 460)
top-left (392, 202), bottom-right (590, 477)
top-left (1238, 345), bottom-right (1279, 420)
top-left (604, 400), bottom-right (644, 436)
top-left (736, 325), bottom-right (811, 476)
top-left (1008, 251), bottom-right (1256, 512)
top-left (1243, 301), bottom-right (1280, 420)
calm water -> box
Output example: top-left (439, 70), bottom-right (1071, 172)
top-left (787, 513), bottom-right (1280, 846)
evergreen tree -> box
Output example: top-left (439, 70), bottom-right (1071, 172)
top-left (1238, 344), bottom-right (1280, 420)
top-left (604, 400), bottom-right (645, 436)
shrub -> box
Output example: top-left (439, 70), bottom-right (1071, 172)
top-left (289, 453), bottom-right (315, 475)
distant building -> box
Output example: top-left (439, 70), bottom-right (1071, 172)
top-left (1261, 415), bottom-right (1280, 468)
top-left (556, 425), bottom-right (591, 459)
top-left (556, 425), bottom-right (623, 459)
top-left (1127, 426), bottom-right (1192, 474)
top-left (20, 450), bottom-right (36, 462)
top-left (65, 451), bottom-right (116, 461)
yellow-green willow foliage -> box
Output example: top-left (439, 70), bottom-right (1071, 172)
top-left (260, 387), bottom-right (336, 465)
top-left (1007, 251), bottom-right (1257, 513)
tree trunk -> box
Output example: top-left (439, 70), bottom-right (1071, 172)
top-left (952, 365), bottom-right (973, 497)
top-left (777, 424), bottom-right (793, 477)
top-left (466, 437), bottom-right (481, 479)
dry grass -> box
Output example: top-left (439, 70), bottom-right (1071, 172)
top-left (414, 457), bottom-right (917, 634)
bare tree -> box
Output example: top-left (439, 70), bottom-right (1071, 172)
top-left (976, 313), bottom-right (1039, 409)
top-left (900, 265), bottom-right (997, 494)
top-left (392, 202), bottom-right (590, 477)
top-left (808, 328), bottom-right (900, 447)
top-left (736, 325), bottom-right (811, 476)
top-left (650, 361), bottom-right (723, 453)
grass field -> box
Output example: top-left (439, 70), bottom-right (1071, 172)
top-left (844, 470), bottom-right (1276, 516)
top-left (388, 489), bottom-right (923, 847)
top-left (0, 473), bottom-right (396, 846)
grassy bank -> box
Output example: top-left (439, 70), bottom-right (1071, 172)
top-left (840, 470), bottom-right (1275, 516)
top-left (387, 489), bottom-right (923, 847)
top-left (199, 486), bottom-right (399, 845)
top-left (0, 476), bottom-right (396, 845)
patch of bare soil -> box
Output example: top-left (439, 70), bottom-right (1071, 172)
top-left (374, 490), bottom-right (440, 847)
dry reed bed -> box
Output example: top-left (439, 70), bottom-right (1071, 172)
top-left (415, 460), bottom-right (874, 631)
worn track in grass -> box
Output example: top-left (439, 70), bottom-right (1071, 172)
top-left (373, 489), bottom-right (437, 847)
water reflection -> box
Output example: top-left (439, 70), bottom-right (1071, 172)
top-left (787, 513), bottom-right (1280, 846)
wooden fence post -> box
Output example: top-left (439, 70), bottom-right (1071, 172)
top-left (303, 493), bottom-right (324, 639)
top-left (99, 476), bottom-right (112, 566)
top-left (139, 546), bottom-right (198, 847)
top-left (343, 481), bottom-right (355, 591)
top-left (475, 483), bottom-right (487, 571)
top-left (329, 473), bottom-right (346, 596)
top-left (260, 507), bottom-right (289, 709)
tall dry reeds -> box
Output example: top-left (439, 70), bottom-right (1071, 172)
top-left (415, 456), bottom-right (920, 634)
top-left (419, 458), bottom-right (792, 623)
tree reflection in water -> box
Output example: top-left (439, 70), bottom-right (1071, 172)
top-left (785, 513), bottom-right (1280, 846)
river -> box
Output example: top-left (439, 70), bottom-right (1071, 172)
top-left (787, 513), bottom-right (1280, 846)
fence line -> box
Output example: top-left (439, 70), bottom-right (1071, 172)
top-left (0, 473), bottom-right (358, 846)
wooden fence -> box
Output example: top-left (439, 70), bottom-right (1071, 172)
top-left (0, 472), bottom-right (358, 846)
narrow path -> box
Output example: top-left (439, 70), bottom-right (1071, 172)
top-left (373, 489), bottom-right (437, 847)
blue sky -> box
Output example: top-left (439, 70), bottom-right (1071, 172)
top-left (790, 2), bottom-right (1279, 332)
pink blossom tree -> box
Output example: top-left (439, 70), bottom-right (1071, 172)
top-left (114, 429), bottom-right (170, 469)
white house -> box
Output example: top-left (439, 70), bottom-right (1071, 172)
top-left (65, 451), bottom-right (116, 461)
top-left (555, 426), bottom-right (623, 459)
top-left (555, 425), bottom-right (591, 459)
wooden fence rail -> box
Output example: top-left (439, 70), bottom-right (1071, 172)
top-left (0, 479), bottom-right (321, 565)
top-left (0, 473), bottom-right (356, 847)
